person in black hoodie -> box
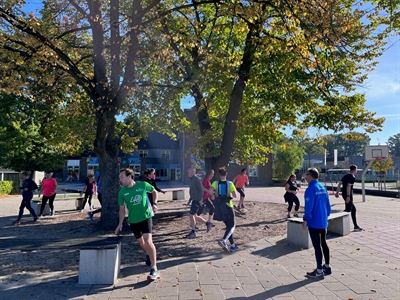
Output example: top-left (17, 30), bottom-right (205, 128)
top-left (145, 169), bottom-right (165, 206)
top-left (14, 171), bottom-right (39, 225)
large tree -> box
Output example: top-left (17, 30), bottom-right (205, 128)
top-left (0, 0), bottom-right (398, 227)
top-left (387, 133), bottom-right (400, 156)
top-left (149, 0), bottom-right (395, 172)
top-left (0, 1), bottom-right (189, 228)
top-left (0, 93), bottom-right (72, 172)
top-left (322, 132), bottom-right (371, 157)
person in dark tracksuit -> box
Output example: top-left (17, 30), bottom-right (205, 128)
top-left (302, 168), bottom-right (331, 279)
top-left (14, 171), bottom-right (38, 225)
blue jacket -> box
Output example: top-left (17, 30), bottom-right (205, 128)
top-left (303, 180), bottom-right (331, 229)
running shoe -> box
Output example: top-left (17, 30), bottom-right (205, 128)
top-left (147, 268), bottom-right (160, 281)
top-left (13, 221), bottom-right (21, 226)
top-left (323, 265), bottom-right (332, 275)
top-left (240, 203), bottom-right (245, 209)
top-left (33, 216), bottom-right (38, 223)
top-left (206, 222), bottom-right (212, 233)
top-left (230, 244), bottom-right (239, 252)
top-left (186, 231), bottom-right (196, 239)
top-left (145, 255), bottom-right (151, 267)
top-left (88, 212), bottom-right (94, 221)
top-left (287, 214), bottom-right (291, 218)
top-left (218, 239), bottom-right (230, 252)
top-left (50, 211), bottom-right (55, 216)
top-left (354, 226), bottom-right (363, 232)
top-left (293, 213), bottom-right (299, 217)
top-left (306, 269), bottom-right (324, 279)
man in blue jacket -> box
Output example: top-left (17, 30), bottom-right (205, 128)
top-left (302, 168), bottom-right (331, 279)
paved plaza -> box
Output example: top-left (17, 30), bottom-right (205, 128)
top-left (0, 183), bottom-right (399, 299)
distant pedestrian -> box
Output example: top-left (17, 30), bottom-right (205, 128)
top-left (38, 172), bottom-right (58, 217)
top-left (335, 165), bottom-right (362, 232)
top-left (212, 167), bottom-right (238, 252)
top-left (186, 167), bottom-right (209, 239)
top-left (13, 171), bottom-right (39, 225)
top-left (145, 169), bottom-right (166, 206)
top-left (80, 174), bottom-right (96, 211)
top-left (197, 169), bottom-right (215, 232)
top-left (232, 169), bottom-right (249, 209)
top-left (88, 175), bottom-right (102, 221)
top-left (115, 168), bottom-right (160, 281)
top-left (302, 168), bottom-right (331, 279)
top-left (284, 174), bottom-right (300, 218)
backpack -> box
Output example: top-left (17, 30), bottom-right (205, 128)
top-left (213, 181), bottom-right (233, 221)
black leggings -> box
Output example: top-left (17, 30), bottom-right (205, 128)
top-left (285, 193), bottom-right (300, 212)
top-left (40, 195), bottom-right (56, 214)
top-left (197, 199), bottom-right (215, 216)
top-left (17, 197), bottom-right (37, 221)
top-left (222, 208), bottom-right (235, 244)
top-left (308, 227), bottom-right (330, 269)
top-left (81, 193), bottom-right (93, 209)
top-left (342, 195), bottom-right (358, 227)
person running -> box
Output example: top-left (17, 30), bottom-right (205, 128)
top-left (284, 174), bottom-right (300, 218)
top-left (197, 169), bottom-right (215, 233)
top-left (212, 166), bottom-right (238, 252)
top-left (13, 171), bottom-right (39, 225)
top-left (232, 168), bottom-right (249, 209)
top-left (114, 168), bottom-right (160, 281)
top-left (186, 167), bottom-right (210, 239)
top-left (145, 169), bottom-right (166, 205)
top-left (335, 165), bottom-right (363, 232)
top-left (302, 168), bottom-right (331, 279)
top-left (80, 174), bottom-right (96, 211)
top-left (38, 172), bottom-right (58, 217)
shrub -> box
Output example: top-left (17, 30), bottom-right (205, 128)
top-left (0, 181), bottom-right (14, 196)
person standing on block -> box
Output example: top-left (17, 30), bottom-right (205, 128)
top-left (302, 168), bottom-right (331, 279)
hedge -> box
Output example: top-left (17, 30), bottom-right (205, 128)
top-left (0, 181), bottom-right (15, 196)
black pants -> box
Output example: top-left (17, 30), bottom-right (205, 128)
top-left (40, 194), bottom-right (56, 214)
top-left (222, 208), bottom-right (235, 244)
top-left (285, 193), bottom-right (300, 212)
top-left (197, 199), bottom-right (215, 216)
top-left (308, 227), bottom-right (330, 270)
top-left (17, 197), bottom-right (37, 221)
top-left (81, 193), bottom-right (93, 209)
top-left (342, 195), bottom-right (358, 227)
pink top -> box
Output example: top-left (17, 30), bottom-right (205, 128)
top-left (42, 178), bottom-right (57, 196)
top-left (233, 174), bottom-right (249, 189)
top-left (202, 177), bottom-right (211, 199)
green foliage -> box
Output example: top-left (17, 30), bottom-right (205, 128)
top-left (0, 94), bottom-right (68, 171)
top-left (273, 141), bottom-right (305, 182)
top-left (322, 132), bottom-right (371, 157)
top-left (387, 133), bottom-right (400, 156)
top-left (0, 181), bottom-right (14, 195)
top-left (371, 155), bottom-right (395, 173)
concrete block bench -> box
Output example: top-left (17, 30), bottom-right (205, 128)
top-left (31, 200), bottom-right (50, 216)
top-left (78, 237), bottom-right (122, 285)
top-left (287, 212), bottom-right (350, 249)
top-left (171, 189), bottom-right (185, 200)
top-left (0, 236), bottom-right (122, 285)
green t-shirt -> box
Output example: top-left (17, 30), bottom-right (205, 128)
top-left (118, 181), bottom-right (155, 224)
top-left (211, 180), bottom-right (236, 208)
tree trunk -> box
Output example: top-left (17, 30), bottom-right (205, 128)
top-left (94, 108), bottom-right (121, 230)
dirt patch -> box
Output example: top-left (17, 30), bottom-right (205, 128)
top-left (0, 200), bottom-right (290, 277)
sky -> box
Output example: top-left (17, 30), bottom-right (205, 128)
top-left (22, 2), bottom-right (400, 145)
